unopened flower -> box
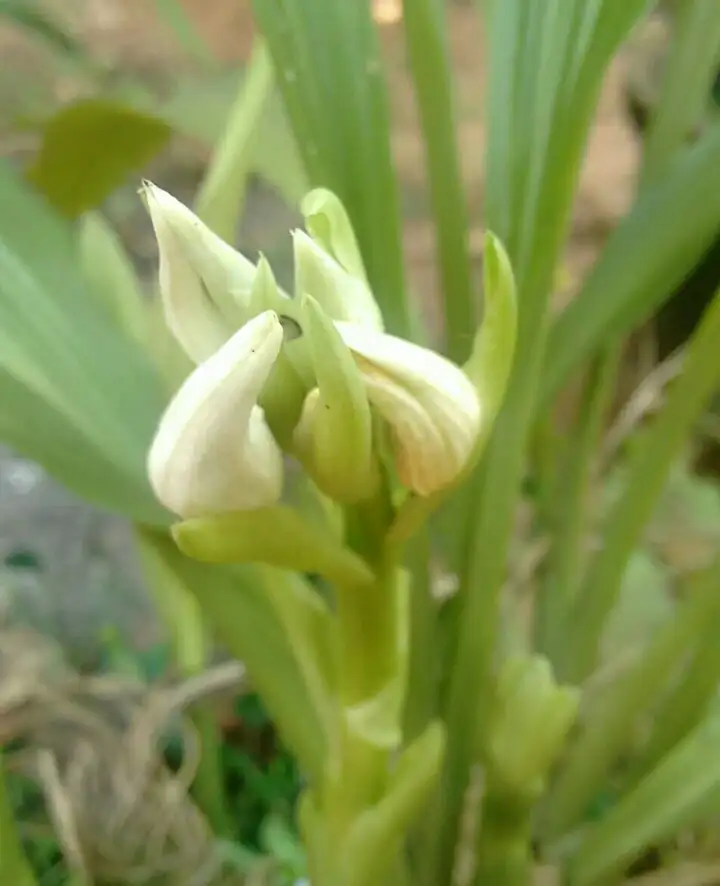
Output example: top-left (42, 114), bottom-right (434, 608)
top-left (488, 656), bottom-right (579, 795)
top-left (293, 196), bottom-right (483, 498)
top-left (148, 311), bottom-right (284, 517)
top-left (333, 322), bottom-right (482, 495)
top-left (141, 182), bottom-right (258, 363)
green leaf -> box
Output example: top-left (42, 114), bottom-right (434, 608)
top-left (252, 0), bottom-right (410, 337)
top-left (431, 4), bottom-right (651, 884)
top-left (0, 369), bottom-right (160, 519)
top-left (137, 529), bottom-right (328, 783)
top-left (568, 712), bottom-right (720, 886)
top-left (78, 210), bottom-right (188, 388)
top-left (0, 162), bottom-right (168, 524)
top-left (542, 556), bottom-right (720, 842)
top-left (78, 212), bottom-right (150, 348)
top-left (466, 231), bottom-right (518, 446)
top-left (401, 0), bottom-right (475, 361)
top-left (599, 549), bottom-right (674, 666)
top-left (195, 39), bottom-right (275, 243)
top-left (26, 99), bottom-right (171, 218)
top-left (343, 721), bottom-right (446, 886)
top-left (173, 505), bottom-right (375, 589)
top-left (260, 815), bottom-right (306, 876)
top-left (541, 122), bottom-right (720, 408)
top-left (563, 285), bottom-right (720, 683)
top-left (639, 0), bottom-right (720, 188)
top-left (158, 69), bottom-right (308, 205)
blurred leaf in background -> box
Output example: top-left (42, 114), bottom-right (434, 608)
top-left (0, 162), bottom-right (168, 524)
top-left (25, 99), bottom-right (172, 218)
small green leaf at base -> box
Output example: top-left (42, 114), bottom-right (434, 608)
top-left (173, 504), bottom-right (375, 589)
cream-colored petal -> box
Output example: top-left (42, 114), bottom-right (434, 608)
top-left (335, 322), bottom-right (482, 494)
top-left (142, 182), bottom-right (257, 363)
top-left (293, 229), bottom-right (384, 332)
top-left (148, 311), bottom-right (284, 517)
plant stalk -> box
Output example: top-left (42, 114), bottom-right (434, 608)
top-left (474, 783), bottom-right (536, 886)
top-left (308, 496), bottom-right (408, 886)
top-left (401, 0), bottom-right (476, 362)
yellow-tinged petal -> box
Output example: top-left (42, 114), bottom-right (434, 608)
top-left (148, 311), bottom-right (284, 517)
top-left (335, 322), bottom-right (482, 495)
top-left (141, 181), bottom-right (257, 363)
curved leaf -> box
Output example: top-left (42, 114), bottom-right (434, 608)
top-left (0, 162), bottom-right (168, 523)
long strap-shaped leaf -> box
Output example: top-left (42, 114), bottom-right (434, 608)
top-left (0, 163), bottom-right (167, 524)
top-left (251, 0), bottom-right (410, 337)
top-left (567, 675), bottom-right (720, 885)
top-left (561, 282), bottom-right (720, 684)
top-left (541, 121), bottom-right (720, 409)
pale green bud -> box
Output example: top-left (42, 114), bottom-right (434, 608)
top-left (488, 655), bottom-right (579, 796)
top-left (148, 310), bottom-right (284, 517)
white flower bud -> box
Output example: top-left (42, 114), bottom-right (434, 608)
top-left (335, 322), bottom-right (482, 495)
top-left (141, 182), bottom-right (257, 363)
top-left (148, 311), bottom-right (284, 517)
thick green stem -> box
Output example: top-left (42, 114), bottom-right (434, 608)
top-left (308, 493), bottom-right (408, 886)
top-left (474, 783), bottom-right (536, 886)
top-left (401, 0), bottom-right (476, 362)
top-left (402, 527), bottom-right (436, 744)
top-left (334, 556), bottom-right (399, 709)
top-left (535, 346), bottom-right (618, 666)
top-left (563, 287), bottom-right (720, 684)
